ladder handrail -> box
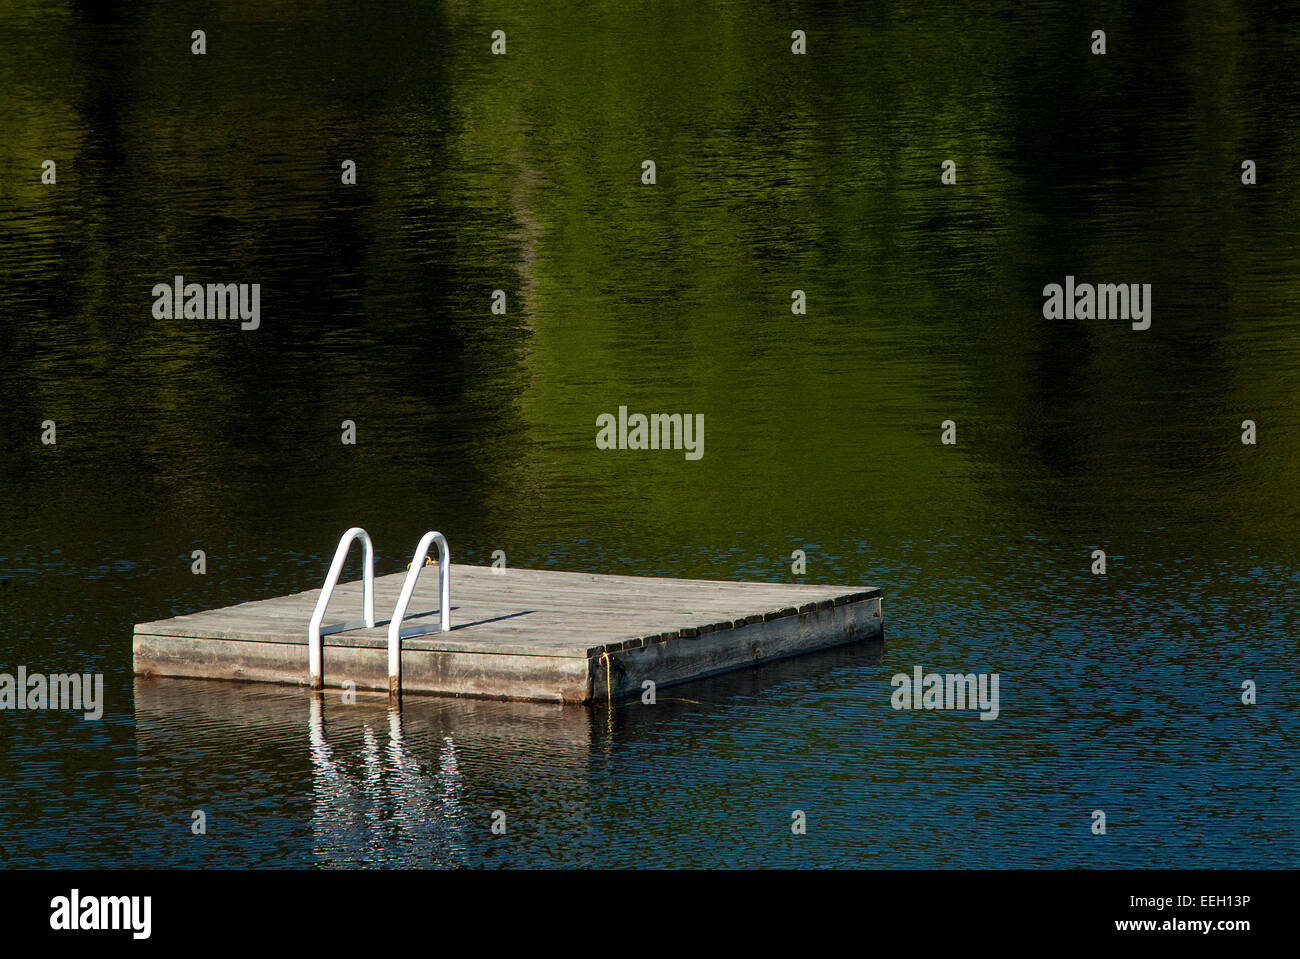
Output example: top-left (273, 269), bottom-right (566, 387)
top-left (307, 527), bottom-right (376, 689)
top-left (387, 531), bottom-right (450, 695)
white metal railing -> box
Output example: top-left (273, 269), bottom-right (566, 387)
top-left (387, 531), bottom-right (451, 695)
top-left (307, 527), bottom-right (376, 689)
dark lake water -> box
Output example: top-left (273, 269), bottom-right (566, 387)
top-left (1, 1), bottom-right (1297, 868)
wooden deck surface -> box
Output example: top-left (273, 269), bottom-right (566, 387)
top-left (133, 564), bottom-right (883, 702)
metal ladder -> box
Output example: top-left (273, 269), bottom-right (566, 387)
top-left (307, 527), bottom-right (375, 689)
top-left (388, 531), bottom-right (450, 696)
top-left (307, 528), bottom-right (451, 695)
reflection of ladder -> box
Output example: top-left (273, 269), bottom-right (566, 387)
top-left (307, 528), bottom-right (451, 696)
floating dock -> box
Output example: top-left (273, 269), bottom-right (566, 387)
top-left (133, 565), bottom-right (883, 703)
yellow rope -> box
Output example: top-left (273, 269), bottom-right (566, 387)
top-left (597, 650), bottom-right (702, 708)
top-left (599, 650), bottom-right (613, 735)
